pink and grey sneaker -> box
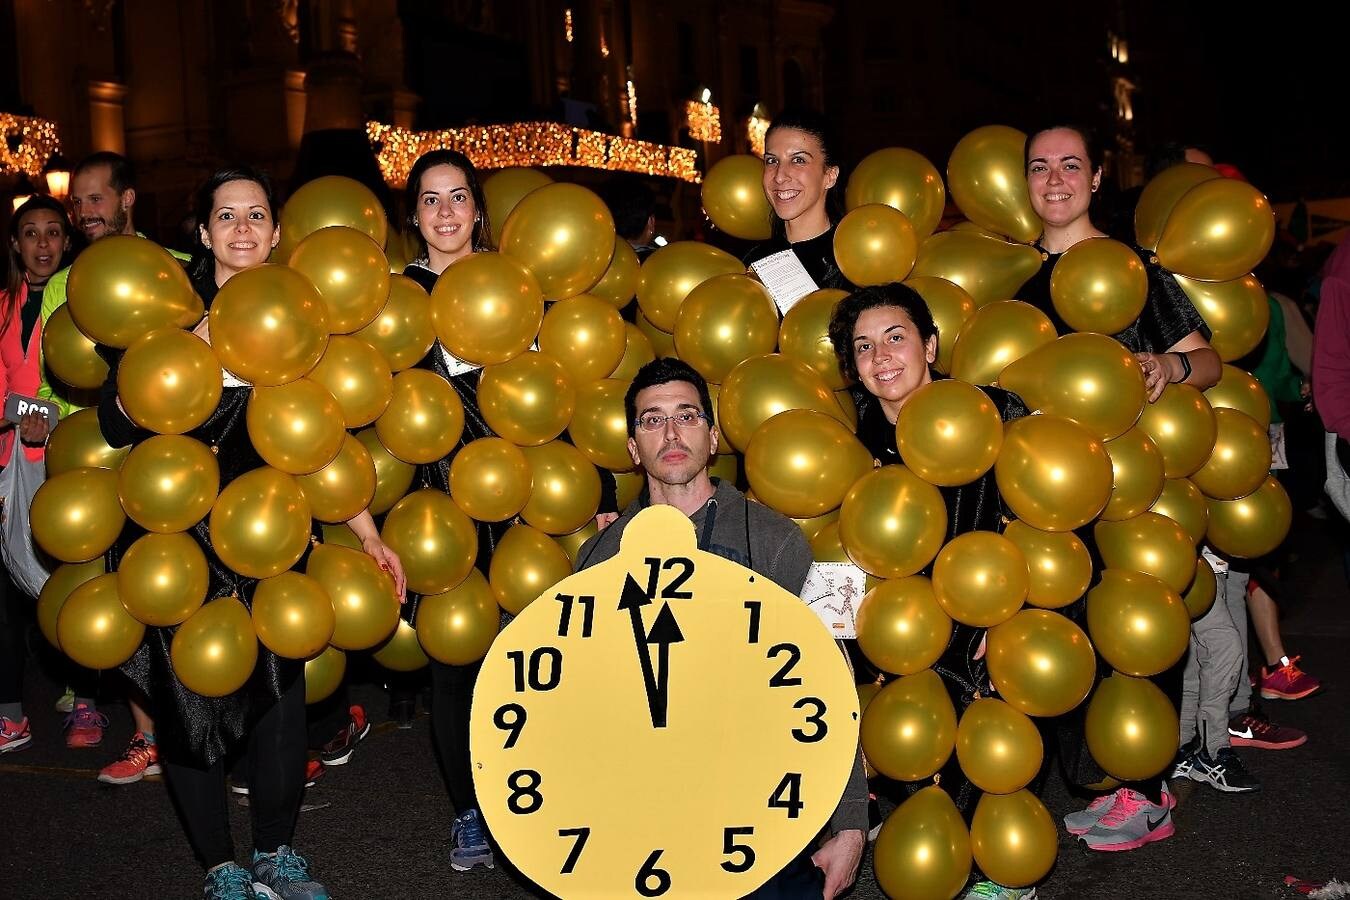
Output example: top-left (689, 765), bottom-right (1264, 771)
top-left (1228, 708), bottom-right (1307, 750)
top-left (1078, 787), bottom-right (1175, 852)
top-left (98, 732), bottom-right (162, 784)
top-left (0, 715), bottom-right (32, 753)
top-left (1062, 791), bottom-right (1119, 836)
top-left (63, 704), bottom-right (108, 749)
top-left (1259, 655), bottom-right (1321, 700)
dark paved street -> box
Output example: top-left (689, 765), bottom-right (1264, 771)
top-left (3, 510), bottom-right (1347, 900)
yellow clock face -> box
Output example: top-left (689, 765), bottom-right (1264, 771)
top-left (470, 504), bottom-right (860, 898)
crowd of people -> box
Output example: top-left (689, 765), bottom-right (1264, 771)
top-left (0, 107), bottom-right (1340, 900)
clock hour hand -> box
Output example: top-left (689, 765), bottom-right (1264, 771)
top-left (618, 574), bottom-right (660, 727)
top-left (646, 603), bottom-right (684, 728)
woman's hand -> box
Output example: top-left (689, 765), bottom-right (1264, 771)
top-left (1135, 351), bottom-right (1183, 402)
top-left (18, 411), bottom-right (51, 445)
top-left (362, 534), bottom-right (407, 600)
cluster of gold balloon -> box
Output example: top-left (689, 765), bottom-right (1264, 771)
top-left (704, 126), bottom-right (1284, 899)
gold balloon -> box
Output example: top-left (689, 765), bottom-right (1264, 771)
top-left (1137, 384), bottom-right (1217, 478)
top-left (839, 466), bottom-right (948, 578)
top-left (913, 232), bottom-right (1044, 308)
top-left (416, 569), bottom-right (500, 665)
top-left (1049, 238), bottom-right (1148, 334)
top-left (1149, 478), bottom-right (1209, 545)
top-left (702, 154), bottom-right (773, 240)
top-left (307, 335), bottom-right (394, 428)
top-left (636, 241), bottom-right (742, 332)
top-left (745, 409), bottom-right (873, 519)
top-left (479, 351), bottom-right (576, 447)
top-left (947, 125), bottom-right (1041, 243)
top-left (855, 576), bottom-right (952, 676)
top-left (896, 379), bottom-right (1004, 486)
top-left (37, 561), bottom-right (104, 649)
top-left (933, 531), bottom-right (1029, 627)
top-left (833, 204), bottom-right (918, 286)
top-left (1003, 521), bottom-right (1092, 609)
top-left (539, 294), bottom-right (627, 382)
top-left (449, 437), bottom-right (533, 522)
top-left (778, 288), bottom-right (850, 390)
top-left (1100, 426), bottom-right (1166, 521)
top-left (589, 239), bottom-right (641, 309)
top-left (209, 467), bottom-right (312, 579)
top-left (708, 453), bottom-right (739, 486)
top-left (500, 183), bottom-right (615, 300)
top-left (42, 304), bottom-right (108, 390)
top-left (31, 467), bottom-right (125, 563)
top-left (810, 521), bottom-right (848, 562)
top-left (568, 380), bottom-right (635, 472)
top-left (717, 353), bottom-right (847, 452)
top-left (170, 596), bottom-right (258, 697)
top-left (57, 573), bottom-right (145, 670)
top-left (116, 327), bottom-right (222, 435)
top-left (296, 434), bottom-right (377, 523)
top-left (1084, 673), bottom-right (1180, 781)
top-left (789, 505), bottom-right (835, 544)
top-left (995, 415), bottom-right (1113, 532)
top-left (118, 532), bottom-right (208, 627)
top-left (1094, 512), bottom-right (1197, 593)
top-left (1087, 569), bottom-right (1191, 676)
top-left (987, 609), bottom-right (1095, 717)
top-left (45, 407), bottom-right (129, 475)
top-left (1157, 178), bottom-right (1276, 283)
top-left (118, 435), bottom-right (220, 533)
top-left (1134, 162), bottom-right (1223, 251)
top-left (210, 264), bottom-right (330, 386)
top-left (355, 427), bottom-right (416, 515)
top-left (66, 234), bottom-right (203, 348)
top-left (304, 646), bottom-right (347, 704)
top-left (489, 523), bottom-right (572, 615)
top-left (906, 277), bottom-right (977, 375)
top-left (288, 226), bottom-right (391, 333)
top-left (1192, 407), bottom-right (1272, 500)
top-left (705, 383), bottom-right (736, 456)
top-left (382, 488), bottom-right (478, 595)
top-left (999, 333), bottom-right (1146, 441)
top-left (430, 252), bottom-right (545, 366)
top-left (383, 227), bottom-right (413, 274)
top-left (521, 441), bottom-right (602, 535)
top-left (483, 167), bottom-right (553, 245)
top-left (835, 389), bottom-right (859, 428)
top-left (951, 300), bottom-right (1056, 385)
top-left (1206, 475), bottom-right (1292, 558)
top-left (1184, 558), bottom-right (1217, 620)
top-left (1205, 364), bottom-right (1271, 429)
top-left (279, 175), bottom-right (388, 254)
top-left (321, 522), bottom-right (362, 550)
top-left (674, 274), bottom-right (779, 384)
top-left (956, 699), bottom-right (1044, 795)
top-left (635, 310), bottom-right (677, 359)
top-left (846, 147), bottom-right (946, 239)
top-left (1176, 273), bottom-right (1271, 362)
top-left (614, 471), bottom-right (644, 509)
top-left (375, 368), bottom-right (466, 464)
top-left (970, 790), bottom-right (1058, 888)
top-left (556, 521), bottom-right (599, 565)
top-left (372, 618), bottom-right (429, 672)
top-left (874, 786), bottom-right (971, 900)
top-left (246, 378), bottom-right (345, 474)
top-left (354, 274), bottom-right (435, 372)
top-left (609, 322), bottom-right (656, 381)
top-left (861, 669), bottom-right (957, 781)
top-left (251, 572), bottom-right (335, 659)
top-left (307, 543), bottom-right (400, 650)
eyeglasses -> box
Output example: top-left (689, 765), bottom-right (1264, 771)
top-left (633, 410), bottom-right (710, 432)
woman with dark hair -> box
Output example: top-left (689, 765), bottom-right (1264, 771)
top-left (828, 283), bottom-right (1036, 900)
top-left (98, 166), bottom-right (403, 900)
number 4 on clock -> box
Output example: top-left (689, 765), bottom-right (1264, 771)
top-left (768, 772), bottom-right (804, 818)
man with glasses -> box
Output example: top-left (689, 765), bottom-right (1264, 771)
top-left (575, 358), bottom-right (867, 899)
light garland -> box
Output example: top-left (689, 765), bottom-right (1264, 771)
top-left (747, 104), bottom-right (770, 157)
top-left (1, 113), bottom-right (61, 178)
top-left (564, 8), bottom-right (574, 43)
top-left (684, 99), bottom-right (722, 144)
top-left (366, 121), bottom-right (701, 185)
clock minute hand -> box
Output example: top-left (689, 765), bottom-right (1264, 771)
top-left (646, 603), bottom-right (685, 728)
top-left (617, 574), bottom-right (660, 727)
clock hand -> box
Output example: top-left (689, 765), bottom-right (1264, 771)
top-left (646, 603), bottom-right (685, 728)
top-left (617, 574), bottom-right (660, 726)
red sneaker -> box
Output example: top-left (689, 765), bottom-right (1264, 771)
top-left (63, 704), bottom-right (108, 748)
top-left (229, 758), bottom-right (324, 796)
top-left (319, 705), bottom-right (370, 766)
top-left (98, 732), bottom-right (162, 784)
top-left (0, 715), bottom-right (32, 753)
top-left (1259, 655), bottom-right (1322, 700)
top-left (1228, 709), bottom-right (1307, 750)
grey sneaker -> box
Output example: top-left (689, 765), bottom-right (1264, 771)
top-left (1063, 789), bottom-right (1119, 835)
top-left (250, 845), bottom-right (329, 900)
top-left (961, 881), bottom-right (1039, 899)
top-left (204, 863), bottom-right (257, 900)
top-left (1170, 736), bottom-right (1200, 780)
top-left (1079, 789), bottom-right (1175, 852)
top-left (1188, 747), bottom-right (1261, 793)
top-left (450, 808), bottom-right (495, 871)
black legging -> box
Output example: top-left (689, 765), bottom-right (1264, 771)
top-left (430, 658), bottom-right (481, 814)
top-left (0, 567), bottom-right (25, 707)
top-left (163, 673), bottom-right (307, 868)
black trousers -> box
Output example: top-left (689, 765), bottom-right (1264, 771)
top-left (163, 673), bottom-right (307, 868)
top-left (430, 658), bottom-right (480, 814)
top-left (0, 566), bottom-right (24, 706)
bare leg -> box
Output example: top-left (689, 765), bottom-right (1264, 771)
top-left (130, 694), bottom-right (155, 736)
top-left (1246, 583), bottom-right (1285, 667)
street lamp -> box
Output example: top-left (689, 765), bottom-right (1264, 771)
top-left (11, 174), bottom-right (37, 212)
top-left (44, 152), bottom-right (71, 201)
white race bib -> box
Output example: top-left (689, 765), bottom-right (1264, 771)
top-left (799, 561), bottom-right (866, 639)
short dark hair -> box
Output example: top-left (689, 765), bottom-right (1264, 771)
top-left (1024, 123), bottom-right (1102, 175)
top-left (404, 149), bottom-right (493, 257)
top-left (73, 151), bottom-right (136, 193)
top-left (828, 283), bottom-right (938, 384)
top-left (1146, 141), bottom-right (1213, 179)
top-left (764, 109), bottom-right (846, 240)
top-left (189, 165), bottom-right (277, 282)
top-left (624, 358), bottom-right (715, 438)
top-left (598, 177), bottom-right (656, 241)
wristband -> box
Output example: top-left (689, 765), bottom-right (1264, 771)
top-left (1174, 351), bottom-right (1191, 382)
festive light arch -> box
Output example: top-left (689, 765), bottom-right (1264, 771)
top-left (1, 113), bottom-right (61, 178)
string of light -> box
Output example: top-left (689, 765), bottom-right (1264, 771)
top-left (0, 113), bottom-right (61, 178)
